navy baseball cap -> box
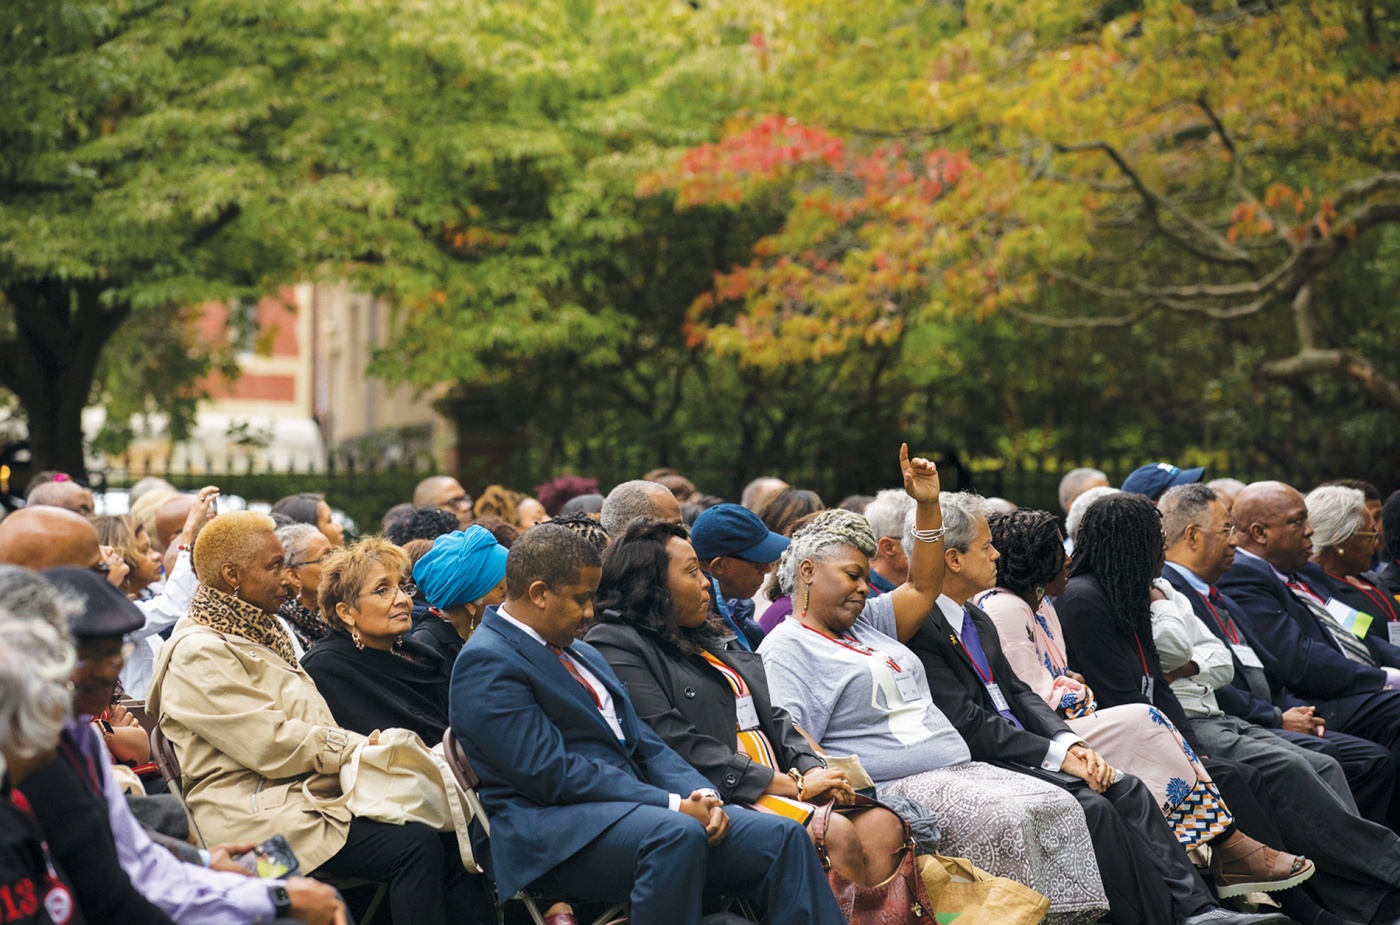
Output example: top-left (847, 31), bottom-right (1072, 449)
top-left (43, 567), bottom-right (145, 639)
top-left (1121, 463), bottom-right (1206, 500)
top-left (690, 504), bottom-right (790, 564)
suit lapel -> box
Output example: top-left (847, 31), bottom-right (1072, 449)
top-left (927, 603), bottom-right (984, 684)
top-left (485, 612), bottom-right (622, 738)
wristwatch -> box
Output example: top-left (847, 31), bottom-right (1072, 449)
top-left (268, 885), bottom-right (293, 918)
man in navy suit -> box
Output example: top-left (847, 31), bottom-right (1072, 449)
top-left (1217, 482), bottom-right (1400, 777)
top-left (449, 525), bottom-right (845, 925)
top-left (1158, 484), bottom-right (1400, 923)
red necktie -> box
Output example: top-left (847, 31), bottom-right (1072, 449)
top-left (549, 644), bottom-right (602, 709)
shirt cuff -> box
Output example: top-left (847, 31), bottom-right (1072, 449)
top-left (198, 848), bottom-right (212, 868)
top-left (1042, 732), bottom-right (1081, 771)
top-left (668, 793), bottom-right (681, 812)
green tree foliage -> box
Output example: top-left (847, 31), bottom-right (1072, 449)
top-left (655, 0), bottom-right (1400, 486)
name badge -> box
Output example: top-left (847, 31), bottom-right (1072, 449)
top-left (892, 668), bottom-right (922, 703)
top-left (734, 694), bottom-right (761, 731)
top-left (1388, 623), bottom-right (1400, 647)
top-left (1231, 643), bottom-right (1264, 669)
top-left (1324, 597), bottom-right (1373, 639)
top-left (986, 682), bottom-right (1010, 712)
top-left (1140, 675), bottom-right (1155, 701)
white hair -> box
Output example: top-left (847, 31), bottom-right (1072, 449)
top-left (276, 523), bottom-right (324, 566)
top-left (1058, 468), bottom-right (1108, 512)
top-left (1066, 486), bottom-right (1121, 544)
top-left (1305, 485), bottom-right (1369, 553)
top-left (776, 509), bottom-right (877, 596)
top-left (0, 617), bottom-right (74, 772)
top-left (901, 492), bottom-right (992, 557)
top-left (864, 489), bottom-right (915, 541)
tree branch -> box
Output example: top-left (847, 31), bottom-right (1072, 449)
top-left (1259, 348), bottom-right (1400, 415)
top-left (1053, 139), bottom-right (1259, 269)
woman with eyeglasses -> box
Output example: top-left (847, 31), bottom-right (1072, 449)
top-left (275, 523), bottom-right (334, 652)
top-left (148, 513), bottom-right (492, 925)
top-left (301, 537), bottom-right (451, 744)
top-left (1298, 485), bottom-right (1399, 628)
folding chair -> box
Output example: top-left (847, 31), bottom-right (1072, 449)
top-left (149, 725), bottom-right (388, 923)
top-left (441, 729), bottom-right (629, 925)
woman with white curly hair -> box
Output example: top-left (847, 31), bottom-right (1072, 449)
top-left (759, 447), bottom-right (1109, 922)
top-left (1298, 485), bottom-right (1399, 629)
top-left (0, 616), bottom-right (85, 925)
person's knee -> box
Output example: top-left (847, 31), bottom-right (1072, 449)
top-left (641, 812), bottom-right (709, 865)
top-left (392, 821), bottom-right (446, 870)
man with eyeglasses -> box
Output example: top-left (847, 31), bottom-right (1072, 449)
top-left (1157, 484), bottom-right (1400, 922)
top-left (413, 476), bottom-right (475, 529)
top-left (12, 567), bottom-right (347, 925)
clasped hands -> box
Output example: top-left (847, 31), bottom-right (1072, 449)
top-left (1062, 744), bottom-right (1116, 793)
top-left (678, 791), bottom-right (730, 845)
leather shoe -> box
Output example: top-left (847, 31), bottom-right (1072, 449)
top-left (1183, 907), bottom-right (1292, 925)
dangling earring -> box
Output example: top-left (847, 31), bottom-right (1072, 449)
top-left (351, 628), bottom-right (364, 651)
top-left (802, 585), bottom-right (811, 619)
top-left (1034, 586), bottom-right (1046, 601)
top-left (232, 585), bottom-right (241, 600)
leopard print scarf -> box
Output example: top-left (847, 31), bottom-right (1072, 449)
top-left (187, 585), bottom-right (299, 666)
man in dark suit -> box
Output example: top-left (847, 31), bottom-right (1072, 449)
top-left (1158, 483), bottom-right (1400, 923)
top-left (1217, 482), bottom-right (1400, 770)
top-left (1159, 483), bottom-right (1396, 824)
top-left (449, 525), bottom-right (845, 925)
top-left (903, 493), bottom-right (1285, 925)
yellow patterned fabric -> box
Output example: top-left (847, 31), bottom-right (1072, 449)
top-left (699, 650), bottom-right (780, 770)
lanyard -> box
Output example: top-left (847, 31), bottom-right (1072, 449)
top-left (1132, 634), bottom-right (1151, 679)
top-left (800, 621), bottom-right (903, 673)
top-left (1286, 579), bottom-right (1327, 606)
top-left (1197, 592), bottom-right (1240, 644)
top-left (1330, 571), bottom-right (1399, 622)
top-left (7, 790), bottom-right (74, 925)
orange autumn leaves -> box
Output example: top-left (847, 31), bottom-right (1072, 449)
top-left (642, 114), bottom-right (972, 364)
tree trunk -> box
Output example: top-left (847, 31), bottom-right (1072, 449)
top-left (0, 280), bottom-right (130, 480)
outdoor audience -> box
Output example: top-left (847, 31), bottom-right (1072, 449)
top-left (5, 452), bottom-right (1400, 925)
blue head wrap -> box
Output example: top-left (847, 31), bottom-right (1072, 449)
top-left (412, 526), bottom-right (508, 610)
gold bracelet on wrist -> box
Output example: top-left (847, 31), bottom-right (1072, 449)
top-left (787, 768), bottom-right (805, 800)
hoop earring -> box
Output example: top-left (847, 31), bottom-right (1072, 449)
top-left (351, 628), bottom-right (364, 651)
top-left (1034, 586), bottom-right (1046, 600)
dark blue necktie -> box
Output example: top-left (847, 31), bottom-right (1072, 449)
top-left (961, 607), bottom-right (1023, 729)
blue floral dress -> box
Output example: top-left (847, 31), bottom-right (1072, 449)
top-left (975, 589), bottom-right (1231, 847)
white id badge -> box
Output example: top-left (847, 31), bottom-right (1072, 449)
top-left (986, 682), bottom-right (1011, 712)
top-left (1231, 643), bottom-right (1264, 669)
top-left (1388, 623), bottom-right (1400, 647)
top-left (892, 669), bottom-right (922, 703)
top-left (734, 694), bottom-right (761, 731)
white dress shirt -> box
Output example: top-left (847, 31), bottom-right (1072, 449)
top-left (121, 550), bottom-right (199, 699)
top-left (937, 595), bottom-right (1079, 772)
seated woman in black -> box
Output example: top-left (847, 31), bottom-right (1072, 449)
top-left (0, 619), bottom-right (89, 925)
top-left (302, 537), bottom-right (449, 743)
top-left (586, 518), bottom-right (906, 888)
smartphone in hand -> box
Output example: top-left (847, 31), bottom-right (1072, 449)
top-left (233, 835), bottom-right (301, 879)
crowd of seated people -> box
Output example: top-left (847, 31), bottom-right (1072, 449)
top-left (3, 459), bottom-right (1400, 925)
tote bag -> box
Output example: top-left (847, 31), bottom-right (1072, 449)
top-left (303, 727), bottom-right (488, 873)
top-left (917, 854), bottom-right (1050, 925)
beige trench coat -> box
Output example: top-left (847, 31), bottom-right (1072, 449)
top-left (148, 620), bottom-right (364, 872)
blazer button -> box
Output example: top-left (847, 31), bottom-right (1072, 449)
top-left (684, 687), bottom-right (696, 699)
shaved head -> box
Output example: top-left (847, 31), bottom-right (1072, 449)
top-left (414, 476), bottom-right (473, 528)
top-left (26, 481), bottom-right (95, 516)
top-left (1231, 480), bottom-right (1313, 574)
top-left (1231, 481), bottom-right (1301, 534)
top-left (155, 495), bottom-right (196, 551)
top-left (0, 507), bottom-right (103, 571)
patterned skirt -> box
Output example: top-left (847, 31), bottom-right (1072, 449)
top-left (1067, 703), bottom-right (1232, 847)
top-left (879, 761), bottom-right (1107, 925)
